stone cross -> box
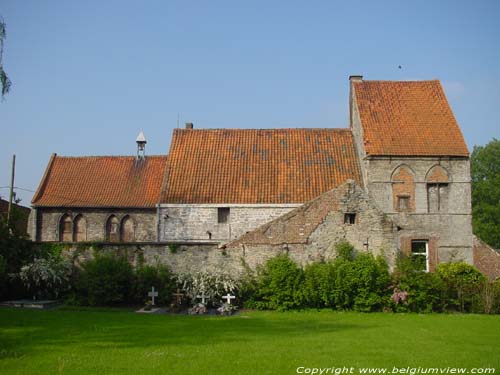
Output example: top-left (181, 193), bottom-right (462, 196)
top-left (222, 293), bottom-right (236, 304)
top-left (148, 286), bottom-right (158, 306)
top-left (173, 288), bottom-right (184, 305)
top-left (196, 292), bottom-right (208, 304)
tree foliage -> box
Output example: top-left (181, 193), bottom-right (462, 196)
top-left (471, 138), bottom-right (500, 248)
top-left (0, 18), bottom-right (11, 97)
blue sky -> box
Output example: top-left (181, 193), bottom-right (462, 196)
top-left (1, 0), bottom-right (499, 204)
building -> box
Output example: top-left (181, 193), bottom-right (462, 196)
top-left (28, 76), bottom-right (500, 278)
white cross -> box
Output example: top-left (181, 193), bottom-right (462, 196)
top-left (222, 293), bottom-right (236, 304)
top-left (196, 293), bottom-right (208, 304)
top-left (148, 286), bottom-right (158, 306)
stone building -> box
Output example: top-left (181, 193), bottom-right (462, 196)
top-left (29, 76), bottom-right (500, 279)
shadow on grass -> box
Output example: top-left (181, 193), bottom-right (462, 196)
top-left (0, 307), bottom-right (368, 360)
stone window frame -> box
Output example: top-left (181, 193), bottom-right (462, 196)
top-left (120, 215), bottom-right (136, 243)
top-left (59, 213), bottom-right (73, 242)
top-left (72, 214), bottom-right (87, 243)
top-left (105, 214), bottom-right (121, 242)
top-left (425, 165), bottom-right (451, 213)
top-left (391, 164), bottom-right (416, 213)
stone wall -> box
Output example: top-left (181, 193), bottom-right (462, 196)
top-left (350, 88), bottom-right (473, 266)
top-left (31, 208), bottom-right (158, 242)
top-left (362, 157), bottom-right (473, 264)
top-left (159, 204), bottom-right (299, 243)
top-left (227, 181), bottom-right (400, 270)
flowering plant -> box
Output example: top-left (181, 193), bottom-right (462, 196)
top-left (177, 271), bottom-right (239, 306)
top-left (19, 256), bottom-right (72, 299)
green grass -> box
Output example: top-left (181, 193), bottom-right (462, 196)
top-left (0, 307), bottom-right (499, 375)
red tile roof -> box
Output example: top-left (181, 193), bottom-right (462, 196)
top-left (160, 128), bottom-right (362, 204)
top-left (32, 155), bottom-right (167, 208)
top-left (353, 80), bottom-right (469, 157)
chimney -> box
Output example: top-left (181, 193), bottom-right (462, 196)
top-left (349, 75), bottom-right (363, 82)
top-left (185, 122), bottom-right (194, 129)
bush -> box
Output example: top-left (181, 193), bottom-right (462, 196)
top-left (75, 255), bottom-right (133, 306)
top-left (301, 261), bottom-right (336, 308)
top-left (19, 255), bottom-right (72, 299)
top-left (132, 264), bottom-right (176, 305)
top-left (246, 254), bottom-right (304, 311)
top-left (332, 252), bottom-right (391, 312)
top-left (392, 257), bottom-right (445, 313)
top-left (437, 262), bottom-right (486, 312)
top-left (178, 271), bottom-right (239, 307)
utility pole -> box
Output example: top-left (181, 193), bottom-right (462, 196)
top-left (7, 154), bottom-right (15, 227)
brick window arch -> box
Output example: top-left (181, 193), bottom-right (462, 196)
top-left (73, 214), bottom-right (87, 242)
top-left (120, 215), bottom-right (135, 242)
top-left (106, 215), bottom-right (120, 242)
top-left (426, 165), bottom-right (449, 213)
top-left (59, 214), bottom-right (73, 242)
top-left (391, 165), bottom-right (415, 212)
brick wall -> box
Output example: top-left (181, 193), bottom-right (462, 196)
top-left (473, 236), bottom-right (500, 280)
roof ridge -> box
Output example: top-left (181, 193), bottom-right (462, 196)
top-left (357, 79), bottom-right (440, 83)
top-left (50, 154), bottom-right (168, 159)
top-left (174, 127), bottom-right (352, 131)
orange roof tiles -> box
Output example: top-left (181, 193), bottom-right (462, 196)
top-left (160, 128), bottom-right (362, 204)
top-left (353, 80), bottom-right (469, 157)
top-left (32, 155), bottom-right (167, 207)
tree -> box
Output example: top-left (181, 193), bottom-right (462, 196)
top-left (0, 18), bottom-right (11, 98)
top-left (471, 138), bottom-right (500, 249)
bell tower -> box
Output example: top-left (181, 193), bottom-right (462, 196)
top-left (136, 131), bottom-right (147, 159)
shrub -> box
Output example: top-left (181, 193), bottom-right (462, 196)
top-left (436, 262), bottom-right (487, 312)
top-left (178, 271), bottom-right (239, 306)
top-left (392, 257), bottom-right (445, 313)
top-left (132, 264), bottom-right (176, 305)
top-left (75, 255), bottom-right (133, 306)
top-left (246, 254), bottom-right (304, 311)
top-left (301, 261), bottom-right (336, 308)
top-left (18, 256), bottom-right (72, 299)
top-left (332, 252), bottom-right (391, 312)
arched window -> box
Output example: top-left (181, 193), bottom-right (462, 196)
top-left (106, 215), bottom-right (120, 242)
top-left (120, 215), bottom-right (135, 242)
top-left (391, 165), bottom-right (415, 212)
top-left (59, 214), bottom-right (72, 242)
top-left (426, 165), bottom-right (449, 213)
top-left (73, 215), bottom-right (87, 242)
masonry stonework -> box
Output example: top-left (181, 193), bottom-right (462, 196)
top-left (32, 208), bottom-right (158, 243)
top-left (160, 205), bottom-right (299, 242)
top-left (350, 83), bottom-right (473, 266)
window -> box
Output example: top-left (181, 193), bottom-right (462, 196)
top-left (391, 166), bottom-right (415, 212)
top-left (73, 215), bottom-right (86, 242)
top-left (218, 207), bottom-right (230, 223)
top-left (120, 216), bottom-right (135, 242)
top-left (106, 215), bottom-right (120, 242)
top-left (411, 240), bottom-right (429, 272)
top-left (59, 214), bottom-right (72, 242)
top-left (427, 183), bottom-right (448, 213)
top-left (344, 213), bottom-right (356, 224)
top-left (397, 195), bottom-right (411, 211)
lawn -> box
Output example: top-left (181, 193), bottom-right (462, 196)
top-left (0, 307), bottom-right (499, 375)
